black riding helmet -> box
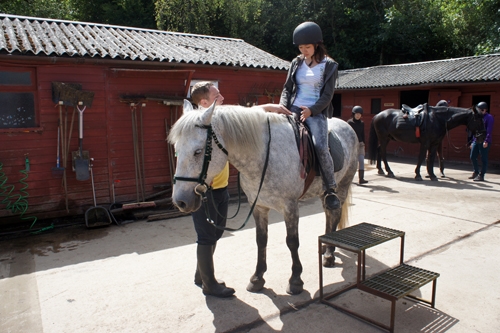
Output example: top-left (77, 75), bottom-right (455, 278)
top-left (476, 101), bottom-right (488, 111)
top-left (436, 100), bottom-right (448, 107)
top-left (293, 22), bottom-right (323, 46)
top-left (352, 106), bottom-right (363, 114)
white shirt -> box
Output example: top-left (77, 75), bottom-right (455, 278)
top-left (293, 59), bottom-right (326, 108)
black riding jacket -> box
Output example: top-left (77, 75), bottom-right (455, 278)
top-left (347, 118), bottom-right (365, 144)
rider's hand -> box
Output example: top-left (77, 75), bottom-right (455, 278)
top-left (262, 104), bottom-right (292, 115)
top-left (300, 106), bottom-right (311, 122)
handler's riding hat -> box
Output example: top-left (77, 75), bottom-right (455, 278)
top-left (352, 106), bottom-right (364, 114)
top-left (476, 101), bottom-right (488, 111)
top-left (293, 22), bottom-right (323, 46)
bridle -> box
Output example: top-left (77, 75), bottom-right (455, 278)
top-left (173, 123), bottom-right (227, 195)
top-left (173, 117), bottom-right (272, 232)
top-left (445, 108), bottom-right (485, 152)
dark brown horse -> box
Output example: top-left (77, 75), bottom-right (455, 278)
top-left (368, 104), bottom-right (485, 181)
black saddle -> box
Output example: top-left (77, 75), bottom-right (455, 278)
top-left (399, 103), bottom-right (427, 128)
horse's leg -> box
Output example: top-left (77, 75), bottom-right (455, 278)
top-left (426, 145), bottom-right (438, 181)
top-left (247, 205), bottom-right (269, 293)
top-left (380, 140), bottom-right (395, 177)
top-left (415, 145), bottom-right (427, 181)
top-left (284, 202), bottom-right (303, 295)
top-left (438, 141), bottom-right (445, 177)
top-left (322, 206), bottom-right (342, 267)
top-left (376, 145), bottom-right (385, 175)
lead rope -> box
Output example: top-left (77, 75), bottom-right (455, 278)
top-left (444, 110), bottom-right (482, 153)
top-left (203, 117), bottom-right (271, 231)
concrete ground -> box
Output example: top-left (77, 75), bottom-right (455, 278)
top-left (1, 158), bottom-right (499, 333)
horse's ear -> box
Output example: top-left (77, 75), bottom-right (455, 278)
top-left (183, 99), bottom-right (194, 113)
top-left (199, 98), bottom-right (217, 126)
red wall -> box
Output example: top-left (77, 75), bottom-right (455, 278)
top-left (0, 60), bottom-right (286, 225)
top-left (338, 85), bottom-right (499, 167)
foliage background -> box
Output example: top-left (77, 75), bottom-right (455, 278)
top-left (1, 0), bottom-right (499, 69)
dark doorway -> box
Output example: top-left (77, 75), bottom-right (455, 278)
top-left (400, 90), bottom-right (429, 108)
top-left (332, 94), bottom-right (341, 118)
top-left (472, 95), bottom-right (490, 109)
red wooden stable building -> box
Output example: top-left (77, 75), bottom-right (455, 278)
top-left (0, 14), bottom-right (288, 226)
top-left (1, 13), bottom-right (499, 228)
top-left (336, 55), bottom-right (500, 166)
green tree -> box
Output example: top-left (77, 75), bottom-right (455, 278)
top-left (0, 0), bottom-right (76, 20)
top-left (439, 0), bottom-right (500, 55)
top-left (72, 0), bottom-right (156, 29)
top-left (378, 0), bottom-right (450, 64)
top-left (154, 0), bottom-right (262, 39)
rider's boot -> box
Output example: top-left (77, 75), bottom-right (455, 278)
top-left (358, 170), bottom-right (368, 184)
top-left (197, 244), bottom-right (235, 297)
top-left (324, 188), bottom-right (341, 210)
top-left (194, 244), bottom-right (224, 286)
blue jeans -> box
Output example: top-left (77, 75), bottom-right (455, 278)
top-left (470, 142), bottom-right (490, 176)
top-left (291, 106), bottom-right (337, 190)
top-left (192, 187), bottom-right (229, 245)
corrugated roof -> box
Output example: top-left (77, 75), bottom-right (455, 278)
top-left (337, 54), bottom-right (500, 89)
top-left (0, 14), bottom-right (290, 70)
top-left (2, 14), bottom-right (499, 87)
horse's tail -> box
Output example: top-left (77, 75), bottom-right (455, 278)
top-left (368, 120), bottom-right (378, 165)
top-left (338, 184), bottom-right (351, 230)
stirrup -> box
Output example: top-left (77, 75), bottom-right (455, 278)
top-left (324, 191), bottom-right (340, 210)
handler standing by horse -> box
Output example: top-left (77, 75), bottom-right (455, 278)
top-left (347, 106), bottom-right (368, 184)
top-left (280, 21), bottom-right (341, 210)
top-left (190, 81), bottom-right (235, 298)
top-left (470, 101), bottom-right (495, 181)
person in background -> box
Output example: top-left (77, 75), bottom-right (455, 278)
top-left (279, 21), bottom-right (341, 210)
top-left (189, 81), bottom-right (234, 297)
top-left (347, 106), bottom-right (368, 184)
top-left (469, 101), bottom-right (494, 181)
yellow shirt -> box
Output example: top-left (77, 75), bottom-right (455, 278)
top-left (211, 162), bottom-right (229, 189)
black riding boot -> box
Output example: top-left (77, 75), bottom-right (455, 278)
top-left (194, 244), bottom-right (224, 286)
top-left (197, 244), bottom-right (234, 297)
top-left (324, 190), bottom-right (341, 210)
top-left (358, 170), bottom-right (368, 184)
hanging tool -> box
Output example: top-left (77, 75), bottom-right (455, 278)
top-left (85, 158), bottom-right (113, 228)
top-left (74, 102), bottom-right (90, 181)
top-left (52, 116), bottom-right (65, 177)
top-left (131, 102), bottom-right (146, 201)
top-left (56, 101), bottom-right (70, 212)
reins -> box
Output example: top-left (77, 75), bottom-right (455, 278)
top-left (444, 124), bottom-right (468, 152)
top-left (444, 108), bottom-right (484, 153)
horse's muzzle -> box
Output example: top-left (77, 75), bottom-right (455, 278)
top-left (172, 187), bottom-right (203, 213)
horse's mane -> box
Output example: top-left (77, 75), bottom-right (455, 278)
top-left (168, 105), bottom-right (287, 155)
top-left (428, 105), bottom-right (472, 114)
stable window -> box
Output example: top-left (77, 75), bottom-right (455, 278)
top-left (371, 98), bottom-right (381, 114)
top-left (0, 68), bottom-right (38, 129)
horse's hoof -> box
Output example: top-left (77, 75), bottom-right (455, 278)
top-left (440, 174), bottom-right (446, 178)
top-left (415, 175), bottom-right (423, 181)
top-left (322, 255), bottom-right (336, 268)
top-left (387, 172), bottom-right (395, 178)
top-left (286, 281), bottom-right (304, 295)
top-left (246, 278), bottom-right (265, 293)
top-left (430, 176), bottom-right (438, 181)
top-left (378, 170), bottom-right (385, 175)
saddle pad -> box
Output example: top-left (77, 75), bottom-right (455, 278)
top-left (328, 130), bottom-right (344, 172)
top-left (396, 111), bottom-right (427, 134)
top-left (396, 114), bottom-right (417, 129)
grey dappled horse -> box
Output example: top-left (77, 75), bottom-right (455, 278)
top-left (169, 100), bottom-right (358, 295)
